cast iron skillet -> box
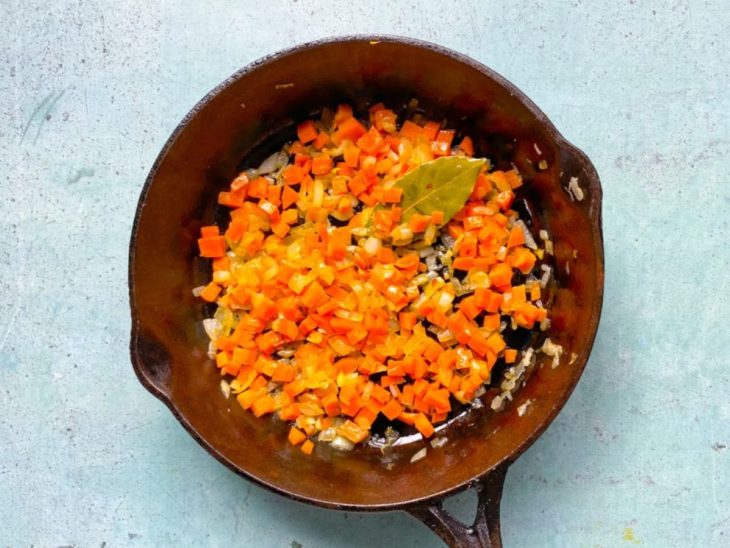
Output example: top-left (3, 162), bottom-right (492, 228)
top-left (128, 36), bottom-right (603, 547)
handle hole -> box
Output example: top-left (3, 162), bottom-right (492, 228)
top-left (441, 487), bottom-right (478, 526)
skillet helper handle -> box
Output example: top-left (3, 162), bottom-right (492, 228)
top-left (406, 464), bottom-right (508, 548)
top-left (130, 326), bottom-right (173, 402)
top-left (558, 140), bottom-right (603, 226)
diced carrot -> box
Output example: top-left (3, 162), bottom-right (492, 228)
top-left (282, 165), bottom-right (306, 185)
top-left (430, 210), bottom-right (444, 225)
top-left (347, 173), bottom-right (368, 196)
top-left (467, 333), bottom-right (490, 357)
top-left (198, 236), bottom-right (227, 258)
top-left (272, 319), bottom-right (299, 341)
top-left (459, 296), bottom-right (480, 320)
top-left (414, 413), bottom-right (435, 438)
top-left (507, 226), bottom-right (526, 247)
top-left (483, 314), bottom-right (501, 331)
top-left (225, 219), bottom-right (247, 242)
top-left (300, 439), bottom-right (314, 455)
top-left (311, 154), bottom-right (333, 175)
top-left (281, 185), bottom-right (299, 209)
top-left (288, 427), bottom-right (307, 446)
top-left (380, 375), bottom-right (405, 388)
top-left (247, 176), bottom-right (269, 198)
top-left (230, 172), bottom-right (249, 191)
top-left (337, 420), bottom-right (368, 444)
top-left (423, 120), bottom-right (440, 140)
top-left (488, 171), bottom-right (511, 192)
top-left (251, 394), bottom-right (276, 417)
top-left (233, 348), bottom-right (257, 367)
top-left (423, 386), bottom-right (451, 412)
top-left (322, 393), bottom-right (340, 417)
top-left (489, 263), bottom-right (513, 288)
top-left (338, 117), bottom-right (367, 141)
top-left (267, 185), bottom-right (282, 207)
top-left (373, 209), bottom-right (393, 233)
top-left (510, 247), bottom-right (536, 274)
top-left (381, 187), bottom-right (403, 203)
top-left (344, 143), bottom-right (361, 168)
top-left (505, 169), bottom-right (523, 189)
top-left (530, 284), bottom-right (541, 301)
top-left (504, 349), bottom-right (518, 363)
top-left (408, 213), bottom-right (431, 233)
top-left (459, 136), bottom-right (474, 156)
top-left (327, 227), bottom-right (351, 260)
top-left (255, 330), bottom-right (280, 354)
top-left (218, 191), bottom-right (245, 208)
top-left (280, 208), bottom-right (298, 225)
top-left (334, 104), bottom-right (353, 124)
top-left (400, 120), bottom-right (422, 139)
top-left (212, 257), bottom-right (230, 272)
top-left (398, 312), bottom-right (418, 332)
top-left (200, 225), bottom-right (219, 238)
top-left (514, 302), bottom-right (540, 329)
top-left (485, 292), bottom-right (503, 313)
top-left (452, 257), bottom-right (474, 271)
top-left (496, 190), bottom-right (515, 211)
top-left (200, 282), bottom-right (221, 302)
top-left (463, 215), bottom-right (484, 231)
top-left (297, 120), bottom-right (318, 144)
top-left (236, 388), bottom-right (264, 410)
top-left (355, 406), bottom-right (378, 430)
top-left (431, 130), bottom-right (455, 156)
top-left (313, 132), bottom-right (329, 150)
top-left (381, 398), bottom-right (403, 421)
top-left (373, 108), bottom-right (397, 133)
top-left (511, 285), bottom-right (527, 306)
top-left (486, 332), bottom-right (506, 354)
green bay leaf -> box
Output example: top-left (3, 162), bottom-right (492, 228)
top-left (394, 156), bottom-right (486, 224)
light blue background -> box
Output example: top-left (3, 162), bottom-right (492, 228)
top-left (1, 1), bottom-right (728, 546)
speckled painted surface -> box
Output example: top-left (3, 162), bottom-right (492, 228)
top-left (1, 1), bottom-right (728, 546)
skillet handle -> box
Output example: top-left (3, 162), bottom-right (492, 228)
top-left (405, 463), bottom-right (508, 548)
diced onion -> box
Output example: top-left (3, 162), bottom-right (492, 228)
top-left (567, 176), bottom-right (585, 201)
top-left (431, 437), bottom-right (449, 449)
top-left (410, 447), bottom-right (427, 463)
top-left (514, 220), bottom-right (537, 250)
top-left (318, 427), bottom-right (337, 442)
top-left (203, 318), bottom-right (223, 340)
top-left (257, 151), bottom-right (288, 175)
top-left (541, 337), bottom-right (564, 368)
top-left (436, 291), bottom-right (455, 311)
top-left (517, 399), bottom-right (532, 417)
top-left (539, 265), bottom-right (552, 288)
top-left (364, 237), bottom-right (381, 256)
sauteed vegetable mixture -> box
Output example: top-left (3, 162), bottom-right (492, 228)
top-left (195, 103), bottom-right (554, 455)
